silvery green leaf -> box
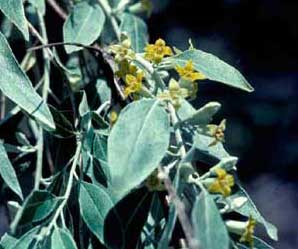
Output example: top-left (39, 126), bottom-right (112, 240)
top-left (28, 0), bottom-right (46, 16)
top-left (0, 32), bottom-right (55, 131)
top-left (79, 181), bottom-right (116, 243)
top-left (233, 186), bottom-right (278, 241)
top-left (108, 99), bottom-right (170, 199)
top-left (79, 92), bottom-right (90, 117)
top-left (120, 13), bottom-right (148, 52)
top-left (0, 141), bottom-right (23, 199)
top-left (180, 102), bottom-right (221, 126)
top-left (96, 79), bottom-right (111, 104)
top-left (0, 0), bottom-right (29, 40)
top-left (192, 190), bottom-right (230, 249)
top-left (51, 227), bottom-right (77, 249)
top-left (93, 132), bottom-right (109, 176)
top-left (168, 49), bottom-right (254, 92)
top-left (16, 191), bottom-right (60, 226)
top-left (177, 99), bottom-right (196, 120)
top-left (6, 226), bottom-right (40, 249)
top-left (182, 133), bottom-right (230, 164)
top-left (63, 2), bottom-right (106, 53)
top-left (0, 233), bottom-right (17, 248)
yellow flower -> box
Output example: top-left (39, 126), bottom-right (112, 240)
top-left (208, 168), bottom-right (234, 197)
top-left (176, 60), bottom-right (206, 82)
top-left (240, 216), bottom-right (256, 248)
top-left (158, 79), bottom-right (188, 109)
top-left (207, 119), bottom-right (226, 147)
top-left (144, 38), bottom-right (173, 64)
top-left (109, 37), bottom-right (135, 63)
top-left (124, 71), bottom-right (144, 97)
top-left (116, 59), bottom-right (138, 79)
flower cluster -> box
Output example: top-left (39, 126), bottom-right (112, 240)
top-left (109, 38), bottom-right (145, 97)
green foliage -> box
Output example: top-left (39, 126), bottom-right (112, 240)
top-left (192, 190), bottom-right (230, 249)
top-left (108, 99), bottom-right (170, 199)
top-left (0, 33), bottom-right (55, 131)
top-left (63, 1), bottom-right (106, 53)
top-left (168, 49), bottom-right (254, 92)
top-left (0, 1), bottom-right (277, 249)
top-left (120, 13), bottom-right (148, 52)
top-left (0, 141), bottom-right (23, 199)
top-left (0, 0), bottom-right (29, 40)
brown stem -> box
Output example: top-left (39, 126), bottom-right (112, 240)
top-left (159, 166), bottom-right (199, 249)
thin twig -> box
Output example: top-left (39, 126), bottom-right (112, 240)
top-left (37, 140), bottom-right (82, 238)
top-left (46, 0), bottom-right (68, 19)
top-left (0, 94), bottom-right (6, 119)
top-left (34, 12), bottom-right (51, 190)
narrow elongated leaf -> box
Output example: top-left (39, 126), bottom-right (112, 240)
top-left (233, 186), bottom-right (278, 241)
top-left (63, 2), bottom-right (106, 53)
top-left (0, 33), bottom-right (55, 131)
top-left (79, 181), bottom-right (116, 243)
top-left (0, 0), bottom-right (29, 40)
top-left (108, 99), bottom-right (170, 199)
top-left (168, 49), bottom-right (254, 92)
top-left (192, 190), bottom-right (230, 249)
top-left (0, 141), bottom-right (23, 199)
top-left (120, 13), bottom-right (148, 52)
top-left (51, 227), bottom-right (77, 249)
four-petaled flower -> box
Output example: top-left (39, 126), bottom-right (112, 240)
top-left (124, 71), bottom-right (144, 97)
top-left (240, 216), bottom-right (256, 248)
top-left (207, 119), bottom-right (226, 147)
top-left (144, 38), bottom-right (173, 64)
top-left (158, 79), bottom-right (189, 108)
top-left (175, 60), bottom-right (206, 82)
top-left (208, 168), bottom-right (234, 197)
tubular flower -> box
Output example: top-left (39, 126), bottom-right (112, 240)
top-left (124, 71), bottom-right (144, 97)
top-left (158, 79), bottom-right (188, 109)
top-left (175, 60), bottom-right (206, 82)
top-left (144, 38), bottom-right (173, 64)
top-left (208, 168), bottom-right (234, 197)
top-left (207, 119), bottom-right (226, 147)
top-left (240, 216), bottom-right (256, 248)
top-left (109, 38), bottom-right (135, 63)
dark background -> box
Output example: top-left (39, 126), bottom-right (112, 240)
top-left (149, 0), bottom-right (298, 248)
